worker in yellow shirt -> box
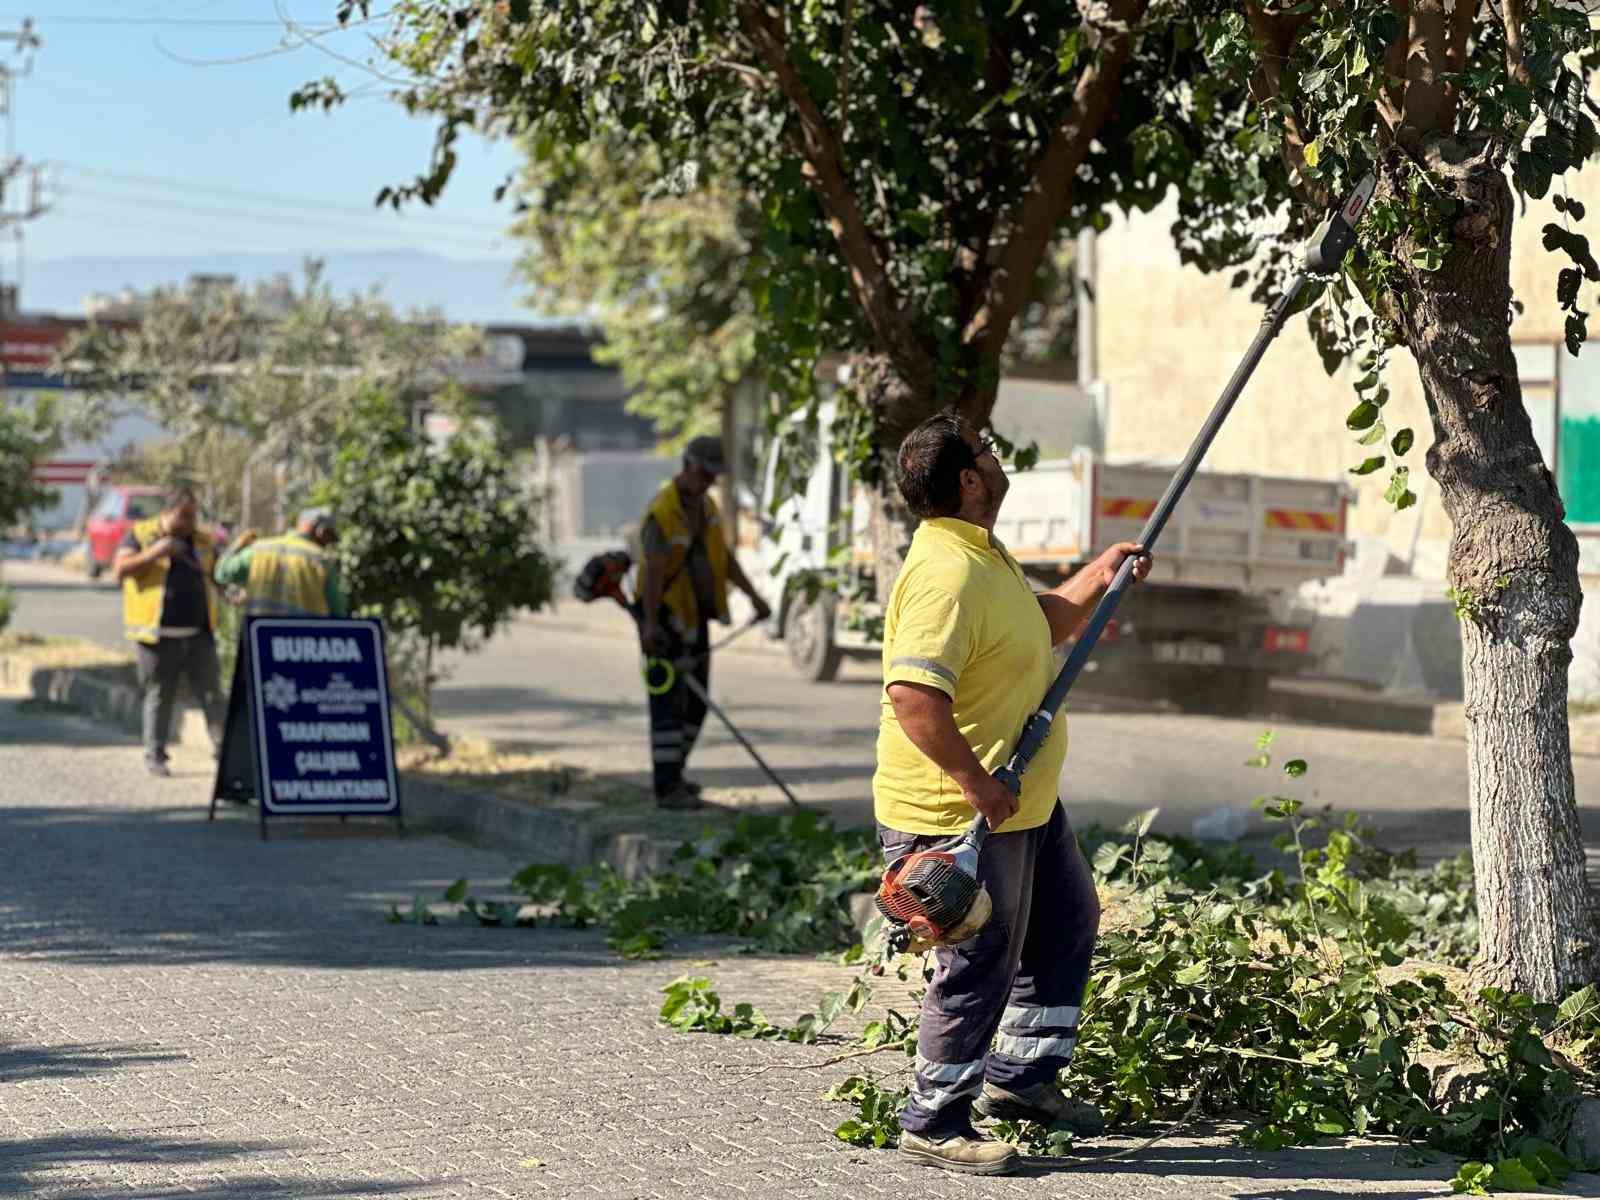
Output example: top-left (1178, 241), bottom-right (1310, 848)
top-left (874, 413), bottom-right (1150, 1176)
top-left (113, 486), bottom-right (226, 778)
top-left (635, 436), bottom-right (770, 809)
top-left (214, 507), bottom-right (347, 618)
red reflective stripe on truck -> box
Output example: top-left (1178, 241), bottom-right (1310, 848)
top-left (1099, 497), bottom-right (1157, 519)
top-left (1265, 508), bottom-right (1337, 532)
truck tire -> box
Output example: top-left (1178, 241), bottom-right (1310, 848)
top-left (785, 590), bottom-right (844, 682)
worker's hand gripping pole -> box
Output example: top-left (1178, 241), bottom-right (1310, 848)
top-left (967, 174), bottom-right (1377, 851)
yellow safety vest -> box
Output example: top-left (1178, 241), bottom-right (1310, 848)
top-left (121, 517), bottom-right (220, 645)
top-left (245, 531), bottom-right (332, 617)
top-left (637, 480), bottom-right (731, 629)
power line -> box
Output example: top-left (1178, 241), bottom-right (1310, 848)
top-left (56, 186), bottom-right (512, 254)
top-left (54, 162), bottom-right (513, 238)
top-left (40, 204), bottom-right (512, 267)
top-left (1, 15), bottom-right (339, 28)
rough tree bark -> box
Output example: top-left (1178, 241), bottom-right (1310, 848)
top-left (1391, 137), bottom-right (1595, 999)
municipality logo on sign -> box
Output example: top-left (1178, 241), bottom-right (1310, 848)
top-left (262, 673), bottom-right (299, 713)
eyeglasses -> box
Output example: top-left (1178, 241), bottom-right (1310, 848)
top-left (974, 433), bottom-right (997, 460)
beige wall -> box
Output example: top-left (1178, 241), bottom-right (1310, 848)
top-left (1094, 173), bottom-right (1600, 583)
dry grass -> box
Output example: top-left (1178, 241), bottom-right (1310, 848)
top-left (0, 632), bottom-right (133, 670)
top-left (397, 737), bottom-right (650, 809)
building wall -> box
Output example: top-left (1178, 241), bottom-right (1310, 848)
top-left (1094, 176), bottom-right (1600, 699)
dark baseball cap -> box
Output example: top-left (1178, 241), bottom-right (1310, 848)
top-left (684, 436), bottom-right (726, 476)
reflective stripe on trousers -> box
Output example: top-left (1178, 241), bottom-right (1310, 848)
top-left (879, 803), bottom-right (1100, 1135)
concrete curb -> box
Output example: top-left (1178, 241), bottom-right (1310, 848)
top-left (3, 655), bottom-right (212, 748)
top-left (1266, 679), bottom-right (1440, 736)
top-left (399, 776), bottom-right (696, 878)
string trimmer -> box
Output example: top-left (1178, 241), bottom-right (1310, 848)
top-left (876, 175), bottom-right (1377, 956)
top-left (573, 550), bottom-right (804, 808)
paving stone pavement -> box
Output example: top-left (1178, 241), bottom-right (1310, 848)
top-left (2, 698), bottom-right (1597, 1200)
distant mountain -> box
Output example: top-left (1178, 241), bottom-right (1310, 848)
top-left (22, 249), bottom-right (538, 324)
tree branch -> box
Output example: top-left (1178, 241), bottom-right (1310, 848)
top-left (1401, 0), bottom-right (1453, 143)
top-left (837, 0), bottom-right (855, 141)
top-left (737, 2), bottom-right (933, 397)
top-left (1501, 0), bottom-right (1529, 88)
top-left (1380, 0), bottom-right (1411, 134)
top-left (1243, 0), bottom-right (1330, 208)
top-left (1445, 0), bottom-right (1477, 74)
top-left (949, 31), bottom-right (1015, 336)
top-left (965, 0), bottom-right (1152, 380)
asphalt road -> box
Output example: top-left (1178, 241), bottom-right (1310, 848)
top-left (7, 558), bottom-right (1598, 863)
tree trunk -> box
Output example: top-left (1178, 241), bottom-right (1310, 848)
top-left (853, 353), bottom-right (1001, 600)
top-left (1392, 137), bottom-right (1595, 1000)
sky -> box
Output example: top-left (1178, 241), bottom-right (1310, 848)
top-left (4, 3), bottom-right (530, 319)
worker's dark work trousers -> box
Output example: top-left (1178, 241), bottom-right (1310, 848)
top-left (878, 802), bottom-right (1099, 1137)
top-left (644, 619), bottom-right (709, 797)
top-left (135, 632), bottom-right (225, 765)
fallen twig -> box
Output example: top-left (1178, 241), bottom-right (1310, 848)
top-left (719, 1041), bottom-right (908, 1081)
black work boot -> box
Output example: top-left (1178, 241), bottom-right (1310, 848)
top-left (655, 781), bottom-right (704, 810)
top-left (972, 1080), bottom-right (1106, 1136)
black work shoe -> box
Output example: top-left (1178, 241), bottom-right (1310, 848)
top-left (681, 779), bottom-right (704, 795)
top-left (899, 1129), bottom-right (1020, 1175)
top-left (973, 1080), bottom-right (1106, 1136)
top-left (655, 782), bottom-right (704, 810)
top-left (145, 760), bottom-right (172, 778)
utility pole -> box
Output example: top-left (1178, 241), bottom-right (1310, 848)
top-left (0, 18), bottom-right (44, 321)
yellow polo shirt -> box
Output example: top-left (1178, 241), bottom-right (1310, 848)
top-left (873, 517), bottom-right (1068, 835)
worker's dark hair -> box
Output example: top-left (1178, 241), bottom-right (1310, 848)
top-left (896, 413), bottom-right (976, 519)
top-left (162, 485), bottom-right (198, 510)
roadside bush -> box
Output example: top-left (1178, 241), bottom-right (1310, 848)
top-left (318, 389), bottom-right (557, 723)
top-left (0, 571), bottom-right (13, 633)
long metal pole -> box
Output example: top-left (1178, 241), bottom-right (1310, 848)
top-left (968, 175), bottom-right (1377, 847)
top-left (678, 672), bottom-right (805, 809)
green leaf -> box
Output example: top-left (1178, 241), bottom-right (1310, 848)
top-left (1357, 421), bottom-right (1387, 446)
top-left (835, 1119), bottom-right (866, 1143)
top-left (1515, 151), bottom-right (1555, 201)
top-left (1057, 28), bottom-right (1081, 74)
top-left (1175, 961), bottom-right (1209, 985)
top-left (443, 878), bottom-right (468, 904)
top-left (1490, 1158), bottom-right (1541, 1192)
top-left (1557, 984), bottom-right (1597, 1023)
top-left (1349, 456), bottom-right (1386, 475)
top-left (1346, 401), bottom-right (1381, 431)
top-left (1390, 428), bottom-right (1414, 456)
top-left (1283, 759), bottom-right (1308, 778)
top-left (1304, 139), bottom-right (1321, 168)
top-left (1383, 467), bottom-right (1411, 506)
top-left (1450, 1161), bottom-right (1493, 1195)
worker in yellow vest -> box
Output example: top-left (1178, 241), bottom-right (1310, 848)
top-left (112, 486), bottom-right (225, 778)
top-left (214, 507), bottom-right (347, 618)
top-left (636, 436), bottom-right (771, 809)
